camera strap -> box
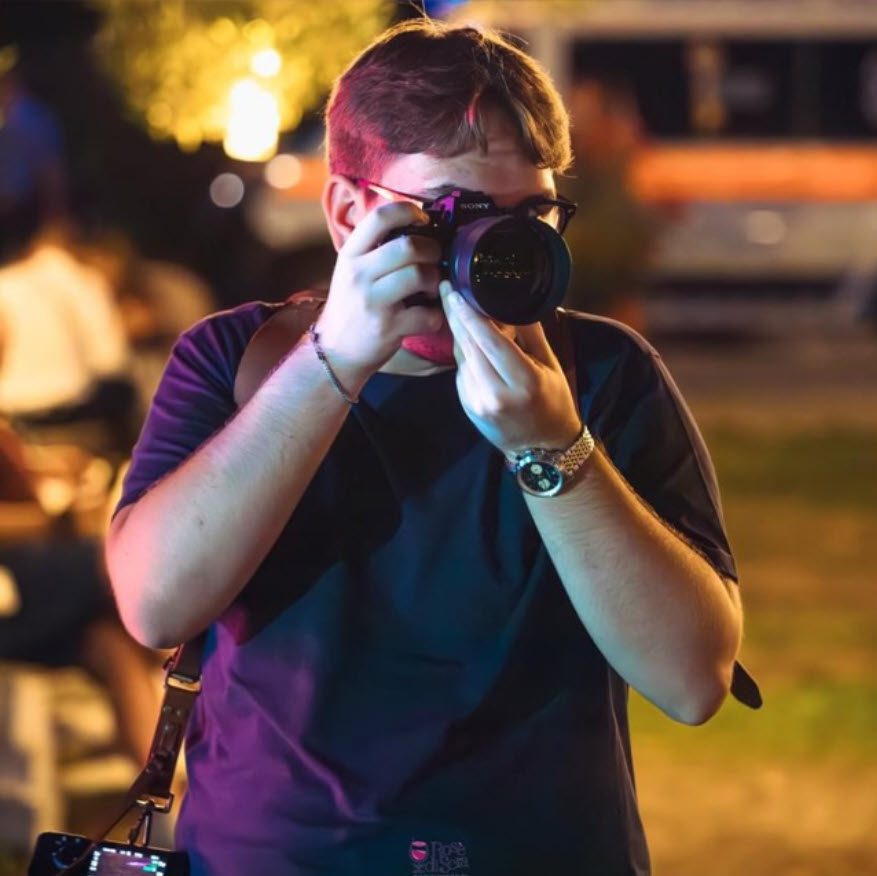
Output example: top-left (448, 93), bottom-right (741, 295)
top-left (121, 631), bottom-right (206, 814)
top-left (542, 306), bottom-right (578, 398)
top-left (45, 635), bottom-right (207, 871)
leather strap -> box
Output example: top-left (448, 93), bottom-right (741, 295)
top-left (730, 661), bottom-right (763, 709)
top-left (234, 292), bottom-right (327, 407)
top-left (121, 631), bottom-right (207, 811)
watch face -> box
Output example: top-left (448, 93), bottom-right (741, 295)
top-left (518, 459), bottom-right (563, 496)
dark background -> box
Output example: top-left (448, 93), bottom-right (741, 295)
top-left (0, 0), bottom-right (435, 308)
top-left (571, 37), bottom-right (877, 139)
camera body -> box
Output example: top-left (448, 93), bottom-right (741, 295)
top-left (390, 188), bottom-right (501, 242)
top-left (386, 189), bottom-right (571, 325)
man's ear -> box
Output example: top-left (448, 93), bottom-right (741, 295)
top-left (322, 174), bottom-right (367, 251)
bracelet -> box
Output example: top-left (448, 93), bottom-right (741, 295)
top-left (307, 323), bottom-right (359, 405)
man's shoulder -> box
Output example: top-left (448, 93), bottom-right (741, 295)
top-left (560, 307), bottom-right (660, 365)
top-left (559, 308), bottom-right (686, 429)
top-left (175, 299), bottom-right (285, 358)
top-left (183, 299), bottom-right (283, 335)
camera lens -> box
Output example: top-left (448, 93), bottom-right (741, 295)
top-left (451, 217), bottom-right (570, 324)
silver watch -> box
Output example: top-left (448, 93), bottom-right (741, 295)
top-left (507, 425), bottom-right (596, 497)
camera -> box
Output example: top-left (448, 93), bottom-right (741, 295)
top-left (28, 832), bottom-right (189, 875)
top-left (386, 188), bottom-right (572, 325)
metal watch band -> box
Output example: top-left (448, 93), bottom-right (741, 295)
top-left (555, 424), bottom-right (596, 476)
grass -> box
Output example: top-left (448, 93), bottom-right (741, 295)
top-left (703, 426), bottom-right (877, 514)
top-left (630, 423), bottom-right (877, 872)
top-left (630, 679), bottom-right (877, 765)
top-left (630, 425), bottom-right (877, 765)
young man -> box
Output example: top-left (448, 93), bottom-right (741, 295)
top-left (107, 19), bottom-right (750, 876)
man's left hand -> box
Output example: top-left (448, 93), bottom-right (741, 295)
top-left (439, 281), bottom-right (581, 457)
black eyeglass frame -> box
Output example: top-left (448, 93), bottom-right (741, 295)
top-left (351, 177), bottom-right (577, 236)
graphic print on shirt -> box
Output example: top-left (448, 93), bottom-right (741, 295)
top-left (409, 839), bottom-right (471, 874)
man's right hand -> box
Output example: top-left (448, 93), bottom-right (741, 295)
top-left (314, 201), bottom-right (444, 384)
top-left (106, 202), bottom-right (444, 649)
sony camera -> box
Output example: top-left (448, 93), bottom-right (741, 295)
top-left (386, 188), bottom-right (573, 325)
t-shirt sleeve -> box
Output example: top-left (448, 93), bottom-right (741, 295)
top-left (114, 305), bottom-right (268, 516)
top-left (576, 317), bottom-right (737, 583)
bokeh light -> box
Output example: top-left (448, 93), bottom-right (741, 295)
top-left (264, 153), bottom-right (303, 189)
top-left (93, 0), bottom-right (392, 159)
top-left (251, 48), bottom-right (282, 78)
top-left (744, 209), bottom-right (788, 246)
top-left (223, 78), bottom-right (280, 162)
top-left (209, 173), bottom-right (245, 208)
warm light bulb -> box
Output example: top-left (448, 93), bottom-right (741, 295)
top-left (223, 78), bottom-right (280, 162)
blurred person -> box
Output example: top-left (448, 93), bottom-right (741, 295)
top-left (0, 418), bottom-right (158, 766)
top-left (73, 229), bottom-right (216, 412)
top-left (0, 203), bottom-right (137, 459)
top-left (107, 19), bottom-right (752, 875)
top-left (560, 78), bottom-right (658, 334)
top-left (73, 230), bottom-right (215, 346)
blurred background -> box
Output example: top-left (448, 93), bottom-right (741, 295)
top-left (0, 1), bottom-right (874, 874)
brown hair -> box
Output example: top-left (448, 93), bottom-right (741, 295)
top-left (325, 18), bottom-right (572, 181)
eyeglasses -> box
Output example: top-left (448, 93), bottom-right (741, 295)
top-left (352, 177), bottom-right (577, 236)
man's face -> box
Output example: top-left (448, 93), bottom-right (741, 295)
top-left (375, 107), bottom-right (556, 364)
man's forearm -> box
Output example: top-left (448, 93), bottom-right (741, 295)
top-left (106, 338), bottom-right (363, 649)
top-left (524, 447), bottom-right (742, 725)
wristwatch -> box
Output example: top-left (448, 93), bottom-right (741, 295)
top-left (506, 425), bottom-right (596, 497)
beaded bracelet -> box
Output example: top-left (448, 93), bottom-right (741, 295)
top-left (307, 323), bottom-right (359, 405)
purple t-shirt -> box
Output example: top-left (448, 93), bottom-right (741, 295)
top-left (118, 302), bottom-right (735, 876)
